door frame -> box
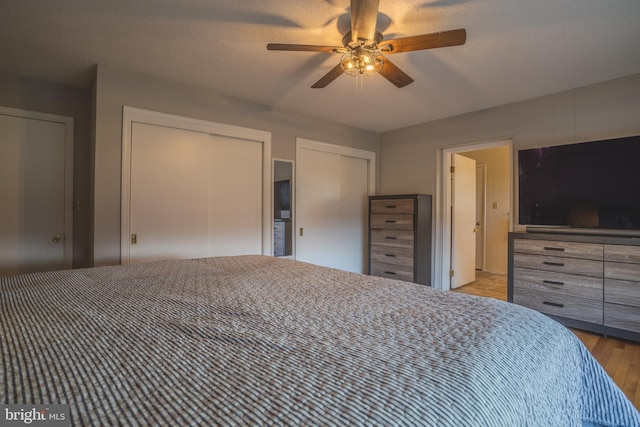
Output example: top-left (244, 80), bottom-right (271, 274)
top-left (273, 158), bottom-right (295, 258)
top-left (476, 163), bottom-right (487, 271)
top-left (435, 139), bottom-right (512, 291)
top-left (0, 106), bottom-right (74, 269)
top-left (121, 106), bottom-right (272, 263)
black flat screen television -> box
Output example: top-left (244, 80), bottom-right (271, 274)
top-left (518, 135), bottom-right (640, 230)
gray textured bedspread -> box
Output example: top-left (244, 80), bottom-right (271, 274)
top-left (2, 256), bottom-right (639, 426)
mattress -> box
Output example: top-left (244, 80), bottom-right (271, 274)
top-left (1, 255), bottom-right (639, 426)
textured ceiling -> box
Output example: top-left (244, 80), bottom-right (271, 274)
top-left (1, 0), bottom-right (639, 132)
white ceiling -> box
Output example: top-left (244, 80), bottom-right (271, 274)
top-left (1, 0), bottom-right (639, 132)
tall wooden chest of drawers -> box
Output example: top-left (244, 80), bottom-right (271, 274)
top-left (368, 194), bottom-right (432, 286)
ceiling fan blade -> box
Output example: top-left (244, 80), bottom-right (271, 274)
top-left (267, 43), bottom-right (343, 53)
top-left (311, 63), bottom-right (344, 88)
top-left (379, 28), bottom-right (466, 53)
top-left (379, 58), bottom-right (414, 88)
top-left (350, 0), bottom-right (380, 44)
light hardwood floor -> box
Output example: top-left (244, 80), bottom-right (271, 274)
top-left (453, 272), bottom-right (640, 411)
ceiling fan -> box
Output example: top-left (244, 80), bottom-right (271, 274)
top-left (267, 0), bottom-right (466, 88)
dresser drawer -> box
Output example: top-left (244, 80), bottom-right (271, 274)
top-left (605, 260), bottom-right (640, 282)
top-left (604, 303), bottom-right (640, 333)
top-left (604, 278), bottom-right (640, 308)
top-left (513, 253), bottom-right (603, 278)
top-left (513, 267), bottom-right (603, 300)
top-left (370, 199), bottom-right (414, 215)
top-left (370, 214), bottom-right (414, 230)
top-left (514, 289), bottom-right (603, 324)
top-left (370, 229), bottom-right (414, 248)
top-left (605, 244), bottom-right (640, 264)
top-left (513, 239), bottom-right (603, 261)
top-left (370, 245), bottom-right (413, 267)
top-left (370, 262), bottom-right (414, 282)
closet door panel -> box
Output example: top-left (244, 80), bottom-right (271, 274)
top-left (128, 122), bottom-right (264, 264)
top-left (130, 123), bottom-right (210, 263)
top-left (207, 135), bottom-right (263, 256)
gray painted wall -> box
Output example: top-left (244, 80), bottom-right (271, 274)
top-left (378, 73), bottom-right (640, 208)
top-left (93, 65), bottom-right (379, 265)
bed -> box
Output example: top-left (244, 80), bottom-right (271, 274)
top-left (1, 255), bottom-right (639, 426)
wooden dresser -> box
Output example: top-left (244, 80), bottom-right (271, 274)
top-left (368, 194), bottom-right (432, 286)
top-left (508, 231), bottom-right (640, 342)
top-left (604, 245), bottom-right (640, 334)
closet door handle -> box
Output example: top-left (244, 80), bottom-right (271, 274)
top-left (544, 246), bottom-right (565, 252)
top-left (384, 254), bottom-right (397, 258)
top-left (384, 236), bottom-right (397, 240)
top-left (543, 280), bottom-right (565, 286)
top-left (385, 220), bottom-right (397, 224)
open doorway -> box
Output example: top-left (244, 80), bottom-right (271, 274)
top-left (437, 140), bottom-right (512, 290)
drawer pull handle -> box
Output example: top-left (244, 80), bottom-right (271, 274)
top-left (385, 236), bottom-right (397, 240)
top-left (384, 271), bottom-right (396, 275)
top-left (544, 246), bottom-right (565, 252)
top-left (543, 261), bottom-right (564, 267)
top-left (543, 301), bottom-right (564, 308)
top-left (543, 280), bottom-right (565, 286)
top-left (385, 220), bottom-right (397, 224)
top-left (385, 254), bottom-right (397, 258)
top-left (385, 205), bottom-right (397, 209)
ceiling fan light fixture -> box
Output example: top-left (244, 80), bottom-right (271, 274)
top-left (340, 48), bottom-right (384, 77)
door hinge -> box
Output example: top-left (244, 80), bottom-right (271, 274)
top-left (449, 269), bottom-right (455, 277)
top-left (450, 166), bottom-right (455, 173)
top-left (131, 234), bottom-right (138, 245)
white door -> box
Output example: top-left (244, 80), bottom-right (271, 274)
top-left (451, 153), bottom-right (476, 288)
top-left (296, 142), bottom-right (372, 274)
top-left (127, 122), bottom-right (263, 264)
top-left (0, 109), bottom-right (73, 276)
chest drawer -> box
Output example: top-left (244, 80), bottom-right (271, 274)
top-left (370, 245), bottom-right (413, 267)
top-left (604, 303), bottom-right (640, 333)
top-left (605, 279), bottom-right (640, 308)
top-left (513, 288), bottom-right (603, 324)
top-left (605, 260), bottom-right (640, 282)
top-left (370, 262), bottom-right (414, 282)
top-left (513, 267), bottom-right (603, 300)
top-left (370, 229), bottom-right (414, 248)
top-left (514, 239), bottom-right (603, 261)
top-left (605, 244), bottom-right (640, 263)
top-left (370, 199), bottom-right (414, 214)
top-left (370, 214), bottom-right (414, 230)
top-left (513, 253), bottom-right (603, 278)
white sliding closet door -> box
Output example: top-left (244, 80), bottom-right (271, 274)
top-left (128, 122), bottom-right (263, 264)
top-left (296, 140), bottom-right (374, 274)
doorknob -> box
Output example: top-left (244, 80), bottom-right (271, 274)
top-left (52, 235), bottom-right (62, 243)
